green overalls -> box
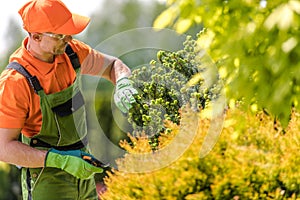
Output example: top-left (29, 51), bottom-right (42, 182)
top-left (7, 45), bottom-right (98, 200)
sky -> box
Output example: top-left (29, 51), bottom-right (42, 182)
top-left (0, 0), bottom-right (103, 54)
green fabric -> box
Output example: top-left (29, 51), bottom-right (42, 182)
top-left (21, 167), bottom-right (98, 200)
top-left (45, 149), bottom-right (103, 180)
top-left (22, 76), bottom-right (87, 146)
top-left (114, 77), bottom-right (138, 113)
top-left (20, 67), bottom-right (102, 199)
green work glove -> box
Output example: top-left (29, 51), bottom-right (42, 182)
top-left (114, 77), bottom-right (138, 113)
top-left (45, 149), bottom-right (104, 180)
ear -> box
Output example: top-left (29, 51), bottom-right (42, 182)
top-left (32, 33), bottom-right (42, 41)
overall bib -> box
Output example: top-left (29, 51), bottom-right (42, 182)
top-left (7, 46), bottom-right (98, 200)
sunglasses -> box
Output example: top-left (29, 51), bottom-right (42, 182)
top-left (41, 32), bottom-right (71, 40)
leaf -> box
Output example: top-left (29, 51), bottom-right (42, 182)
top-left (264, 3), bottom-right (294, 30)
top-left (289, 0), bottom-right (300, 14)
top-left (186, 73), bottom-right (203, 87)
top-left (196, 29), bottom-right (215, 50)
top-left (281, 37), bottom-right (298, 53)
top-left (174, 18), bottom-right (193, 33)
top-left (166, 0), bottom-right (177, 6)
top-left (153, 6), bottom-right (178, 29)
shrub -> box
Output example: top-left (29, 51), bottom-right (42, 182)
top-left (100, 107), bottom-right (300, 200)
top-left (127, 34), bottom-right (221, 143)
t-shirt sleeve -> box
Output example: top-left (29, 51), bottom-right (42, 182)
top-left (0, 69), bottom-right (30, 128)
top-left (69, 40), bottom-right (114, 77)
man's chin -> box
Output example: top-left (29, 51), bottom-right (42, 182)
top-left (54, 49), bottom-right (65, 55)
top-left (54, 45), bottom-right (68, 55)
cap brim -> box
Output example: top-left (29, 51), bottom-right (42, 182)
top-left (53, 13), bottom-right (90, 35)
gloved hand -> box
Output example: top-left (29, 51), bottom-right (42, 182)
top-left (45, 149), bottom-right (104, 180)
top-left (114, 77), bottom-right (138, 113)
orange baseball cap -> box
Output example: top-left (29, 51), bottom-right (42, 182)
top-left (18, 0), bottom-right (90, 35)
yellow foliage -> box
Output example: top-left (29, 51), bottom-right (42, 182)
top-left (120, 134), bottom-right (152, 154)
top-left (174, 18), bottom-right (193, 34)
top-left (0, 161), bottom-right (10, 173)
top-left (115, 106), bottom-right (200, 174)
top-left (264, 1), bottom-right (297, 30)
top-left (100, 107), bottom-right (300, 199)
top-left (196, 29), bottom-right (215, 50)
top-left (158, 119), bottom-right (180, 148)
top-left (153, 6), bottom-right (178, 29)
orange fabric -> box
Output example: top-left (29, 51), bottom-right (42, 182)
top-left (0, 38), bottom-right (106, 137)
top-left (18, 0), bottom-right (90, 35)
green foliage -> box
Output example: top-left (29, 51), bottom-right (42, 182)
top-left (0, 163), bottom-right (21, 200)
top-left (154, 0), bottom-right (300, 127)
top-left (100, 107), bottom-right (300, 200)
top-left (127, 35), bottom-right (220, 140)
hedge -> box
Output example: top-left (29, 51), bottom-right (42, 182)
top-left (100, 106), bottom-right (300, 200)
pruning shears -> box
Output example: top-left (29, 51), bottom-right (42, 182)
top-left (82, 155), bottom-right (110, 169)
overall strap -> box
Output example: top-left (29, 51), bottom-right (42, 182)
top-left (6, 62), bottom-right (42, 94)
top-left (65, 44), bottom-right (81, 70)
top-left (6, 44), bottom-right (80, 93)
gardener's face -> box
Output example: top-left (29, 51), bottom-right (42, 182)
top-left (39, 32), bottom-right (73, 55)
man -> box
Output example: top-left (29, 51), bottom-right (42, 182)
top-left (0, 0), bottom-right (137, 199)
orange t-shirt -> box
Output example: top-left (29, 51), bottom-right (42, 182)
top-left (0, 38), bottom-right (108, 137)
